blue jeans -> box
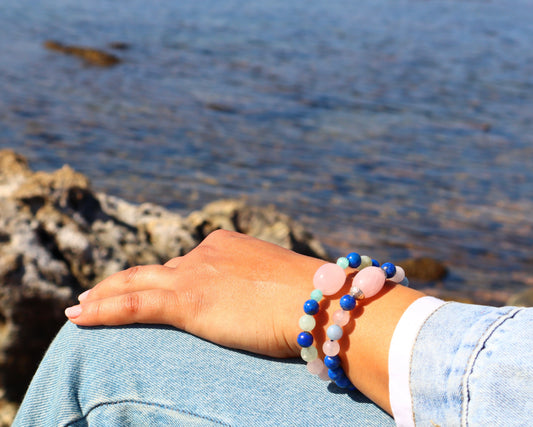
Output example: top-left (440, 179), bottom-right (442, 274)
top-left (409, 303), bottom-right (533, 426)
top-left (13, 322), bottom-right (393, 426)
top-left (14, 302), bottom-right (533, 425)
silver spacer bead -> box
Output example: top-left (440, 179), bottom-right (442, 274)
top-left (350, 286), bottom-right (365, 300)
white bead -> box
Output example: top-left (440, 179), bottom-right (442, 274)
top-left (301, 346), bottom-right (318, 362)
top-left (391, 266), bottom-right (406, 283)
top-left (299, 314), bottom-right (316, 331)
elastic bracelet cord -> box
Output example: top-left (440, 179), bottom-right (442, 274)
top-left (297, 252), bottom-right (409, 389)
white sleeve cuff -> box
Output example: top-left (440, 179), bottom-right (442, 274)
top-left (388, 296), bottom-right (446, 426)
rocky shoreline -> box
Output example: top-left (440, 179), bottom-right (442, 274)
top-left (0, 149), bottom-right (528, 424)
top-left (0, 149), bottom-right (333, 421)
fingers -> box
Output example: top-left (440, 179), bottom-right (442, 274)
top-left (67, 262), bottom-right (202, 328)
top-left (79, 264), bottom-right (179, 303)
top-left (66, 289), bottom-right (180, 327)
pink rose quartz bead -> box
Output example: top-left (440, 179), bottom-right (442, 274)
top-left (352, 266), bottom-right (386, 298)
top-left (318, 365), bottom-right (330, 381)
top-left (307, 358), bottom-right (325, 375)
top-left (323, 340), bottom-right (340, 356)
top-left (332, 309), bottom-right (350, 327)
top-left (313, 263), bottom-right (346, 296)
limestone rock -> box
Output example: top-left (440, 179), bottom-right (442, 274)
top-left (0, 198), bottom-right (79, 402)
top-left (187, 199), bottom-right (328, 259)
top-left (0, 150), bottom-right (329, 412)
top-left (97, 194), bottom-right (197, 261)
top-left (0, 150), bottom-right (32, 198)
top-left (0, 150), bottom-right (31, 180)
top-left (0, 399), bottom-right (18, 427)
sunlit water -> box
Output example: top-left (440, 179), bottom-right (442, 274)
top-left (1, 0), bottom-right (532, 303)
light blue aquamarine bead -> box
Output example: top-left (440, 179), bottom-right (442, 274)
top-left (336, 257), bottom-right (349, 269)
top-left (299, 314), bottom-right (316, 331)
top-left (327, 324), bottom-right (343, 340)
top-left (310, 289), bottom-right (323, 302)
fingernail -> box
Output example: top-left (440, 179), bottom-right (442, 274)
top-left (65, 305), bottom-right (82, 318)
top-left (78, 290), bottom-right (90, 302)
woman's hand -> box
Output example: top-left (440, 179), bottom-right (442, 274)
top-left (66, 228), bottom-right (425, 413)
top-left (65, 229), bottom-right (325, 358)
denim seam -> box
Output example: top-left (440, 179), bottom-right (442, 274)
top-left (460, 307), bottom-right (523, 427)
top-left (408, 301), bottom-right (452, 426)
top-left (64, 399), bottom-right (233, 427)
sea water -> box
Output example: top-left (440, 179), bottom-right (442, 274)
top-left (1, 0), bottom-right (532, 302)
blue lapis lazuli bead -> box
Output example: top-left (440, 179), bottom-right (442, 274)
top-left (303, 299), bottom-right (319, 315)
top-left (339, 294), bottom-right (356, 311)
top-left (372, 259), bottom-right (380, 267)
top-left (346, 252), bottom-right (361, 268)
top-left (297, 331), bottom-right (313, 347)
top-left (381, 262), bottom-right (396, 279)
top-left (328, 367), bottom-right (346, 381)
top-left (335, 375), bottom-right (353, 389)
top-left (324, 355), bottom-right (341, 369)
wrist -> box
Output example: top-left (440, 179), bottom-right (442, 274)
top-left (292, 255), bottom-right (425, 414)
top-left (341, 284), bottom-right (424, 413)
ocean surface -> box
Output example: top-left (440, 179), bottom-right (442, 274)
top-left (1, 0), bottom-right (532, 303)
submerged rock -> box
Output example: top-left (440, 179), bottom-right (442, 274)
top-left (108, 41), bottom-right (130, 50)
top-left (398, 257), bottom-right (448, 282)
top-left (0, 149), bottom-right (327, 408)
top-left (43, 40), bottom-right (121, 67)
top-left (507, 287), bottom-right (533, 307)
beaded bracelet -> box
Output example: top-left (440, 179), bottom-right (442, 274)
top-left (297, 252), bottom-right (409, 389)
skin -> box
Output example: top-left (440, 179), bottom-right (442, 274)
top-left (65, 229), bottom-right (424, 415)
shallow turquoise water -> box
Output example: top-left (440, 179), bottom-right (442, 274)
top-left (1, 0), bottom-right (532, 301)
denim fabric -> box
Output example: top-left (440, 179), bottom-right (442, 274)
top-left (14, 322), bottom-right (393, 426)
top-left (410, 302), bottom-right (533, 426)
